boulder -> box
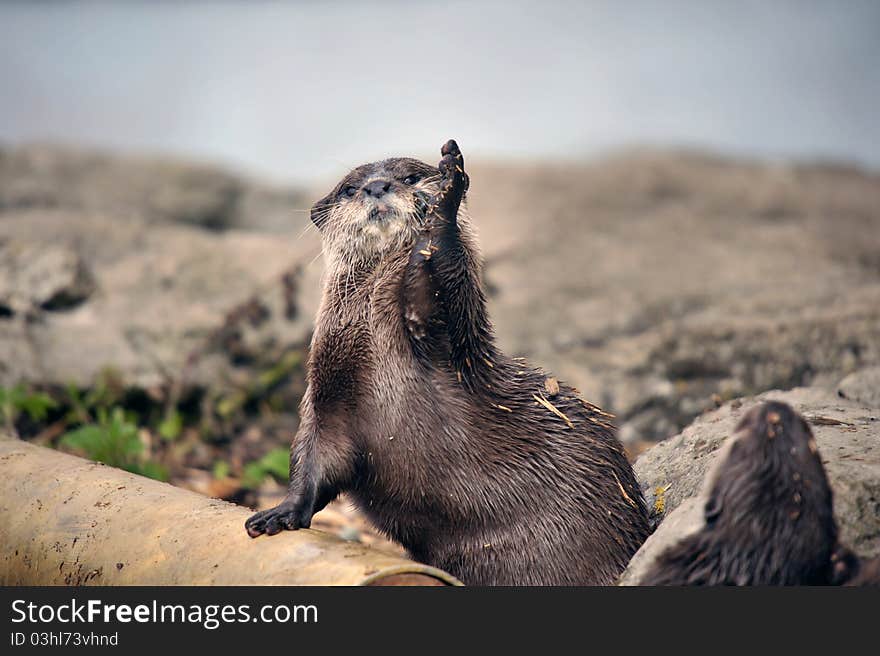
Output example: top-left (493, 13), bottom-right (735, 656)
top-left (620, 386), bottom-right (880, 584)
top-left (0, 241), bottom-right (94, 315)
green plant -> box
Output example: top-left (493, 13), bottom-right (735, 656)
top-left (63, 375), bottom-right (125, 425)
top-left (63, 382), bottom-right (92, 424)
top-left (60, 406), bottom-right (168, 481)
top-left (0, 385), bottom-right (58, 436)
top-left (242, 447), bottom-right (289, 489)
top-left (158, 409), bottom-right (183, 441)
top-left (212, 460), bottom-right (231, 479)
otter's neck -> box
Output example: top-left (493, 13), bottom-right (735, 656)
top-left (319, 247), bottom-right (409, 318)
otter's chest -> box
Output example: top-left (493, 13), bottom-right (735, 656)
top-left (308, 318), bottom-right (373, 406)
top-left (309, 274), bottom-right (410, 406)
top-left (310, 262), bottom-right (454, 433)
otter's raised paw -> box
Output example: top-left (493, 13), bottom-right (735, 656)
top-left (245, 501), bottom-right (311, 538)
top-left (432, 139), bottom-right (469, 221)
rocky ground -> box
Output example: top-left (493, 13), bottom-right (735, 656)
top-left (1, 142), bottom-right (878, 553)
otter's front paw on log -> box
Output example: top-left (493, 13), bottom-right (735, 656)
top-left (245, 501), bottom-right (312, 538)
top-left (432, 139), bottom-right (469, 221)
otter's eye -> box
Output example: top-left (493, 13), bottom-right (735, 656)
top-left (403, 174), bottom-right (421, 185)
top-left (342, 186), bottom-right (357, 198)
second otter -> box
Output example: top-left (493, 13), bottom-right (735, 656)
top-left (642, 402), bottom-right (839, 585)
top-left (245, 140), bottom-right (649, 585)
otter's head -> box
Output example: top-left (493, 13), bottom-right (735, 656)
top-left (705, 402), bottom-right (833, 529)
top-left (310, 157), bottom-right (454, 265)
top-left (643, 402), bottom-right (840, 585)
top-left (700, 401), bottom-right (837, 583)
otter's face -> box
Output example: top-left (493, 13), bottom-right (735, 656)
top-left (310, 157), bottom-right (443, 264)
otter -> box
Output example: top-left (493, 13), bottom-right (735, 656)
top-left (245, 139), bottom-right (649, 585)
top-left (642, 401), bottom-right (840, 585)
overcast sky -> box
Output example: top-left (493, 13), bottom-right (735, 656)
top-left (1, 0), bottom-right (878, 183)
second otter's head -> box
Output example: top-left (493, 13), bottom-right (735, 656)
top-left (310, 157), bottom-right (455, 265)
top-left (642, 401), bottom-right (840, 585)
top-left (699, 401), bottom-right (837, 583)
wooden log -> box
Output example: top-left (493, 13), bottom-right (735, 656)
top-left (0, 437), bottom-right (460, 586)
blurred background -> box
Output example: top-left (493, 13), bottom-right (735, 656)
top-left (1, 1), bottom-right (879, 550)
top-left (3, 0), bottom-right (879, 180)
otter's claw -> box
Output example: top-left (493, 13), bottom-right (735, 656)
top-left (245, 501), bottom-right (311, 538)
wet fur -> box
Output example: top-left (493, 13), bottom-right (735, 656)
top-left (842, 557), bottom-right (880, 586)
top-left (245, 140), bottom-right (649, 585)
top-left (642, 402), bottom-right (839, 585)
top-left (830, 546), bottom-right (880, 587)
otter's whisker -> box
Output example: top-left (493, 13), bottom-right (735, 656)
top-left (292, 220), bottom-right (319, 242)
top-left (306, 247), bottom-right (325, 268)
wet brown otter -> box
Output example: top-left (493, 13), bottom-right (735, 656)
top-left (642, 401), bottom-right (840, 585)
top-left (245, 140), bottom-right (649, 585)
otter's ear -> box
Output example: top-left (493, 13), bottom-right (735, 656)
top-left (310, 193), bottom-right (334, 229)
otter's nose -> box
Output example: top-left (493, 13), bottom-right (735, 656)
top-left (363, 180), bottom-right (391, 198)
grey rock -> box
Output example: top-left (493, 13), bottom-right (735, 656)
top-left (0, 144), bottom-right (323, 431)
top-left (0, 241), bottom-right (94, 315)
top-left (0, 209), bottom-right (323, 391)
top-left (619, 497), bottom-right (704, 585)
top-left (838, 367), bottom-right (880, 409)
top-left (470, 152), bottom-right (880, 445)
top-left (621, 387), bottom-right (880, 584)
